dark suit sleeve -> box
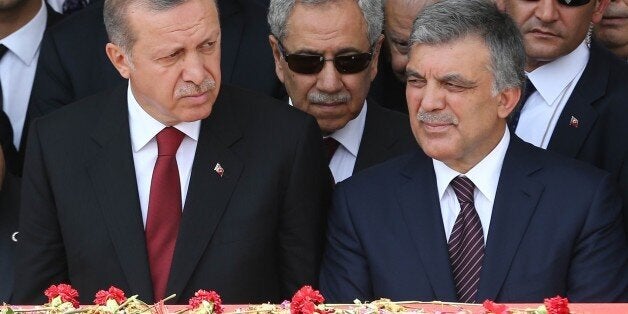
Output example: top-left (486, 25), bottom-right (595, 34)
top-left (619, 152), bottom-right (628, 237)
top-left (567, 173), bottom-right (628, 301)
top-left (319, 183), bottom-right (373, 303)
top-left (278, 116), bottom-right (331, 297)
top-left (12, 120), bottom-right (69, 304)
top-left (28, 31), bottom-right (74, 121)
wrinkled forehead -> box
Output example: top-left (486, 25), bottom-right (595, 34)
top-left (283, 0), bottom-right (370, 48)
top-left (127, 0), bottom-right (219, 39)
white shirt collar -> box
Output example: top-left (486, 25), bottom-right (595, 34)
top-left (527, 41), bottom-right (589, 107)
top-left (433, 127), bottom-right (510, 202)
top-left (0, 0), bottom-right (47, 66)
top-left (328, 101), bottom-right (367, 157)
top-left (287, 98), bottom-right (367, 157)
top-left (127, 82), bottom-right (200, 152)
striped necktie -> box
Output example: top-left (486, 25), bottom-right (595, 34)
top-left (448, 176), bottom-right (484, 303)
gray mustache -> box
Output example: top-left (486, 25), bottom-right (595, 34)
top-left (308, 91), bottom-right (351, 104)
top-left (175, 79), bottom-right (216, 98)
top-left (417, 111), bottom-right (459, 125)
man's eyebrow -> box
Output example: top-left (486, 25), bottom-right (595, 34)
top-left (439, 73), bottom-right (476, 86)
top-left (405, 69), bottom-right (424, 79)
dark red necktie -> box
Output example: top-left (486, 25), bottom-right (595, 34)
top-left (448, 176), bottom-right (484, 303)
top-left (146, 127), bottom-right (185, 301)
top-left (323, 137), bottom-right (340, 164)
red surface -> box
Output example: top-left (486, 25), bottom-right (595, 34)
top-left (3, 303), bottom-right (628, 313)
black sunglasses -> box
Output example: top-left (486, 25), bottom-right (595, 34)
top-left (555, 0), bottom-right (591, 7)
top-left (277, 41), bottom-right (374, 75)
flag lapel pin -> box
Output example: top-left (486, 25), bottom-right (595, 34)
top-left (214, 163), bottom-right (225, 177)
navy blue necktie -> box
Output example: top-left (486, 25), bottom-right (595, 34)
top-left (508, 78), bottom-right (536, 131)
top-left (63, 0), bottom-right (89, 14)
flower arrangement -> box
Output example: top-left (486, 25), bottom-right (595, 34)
top-left (482, 296), bottom-right (570, 314)
top-left (0, 284), bottom-right (572, 314)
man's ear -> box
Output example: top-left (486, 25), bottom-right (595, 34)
top-left (268, 35), bottom-right (286, 83)
top-left (105, 43), bottom-right (132, 79)
top-left (591, 0), bottom-right (610, 24)
top-left (369, 34), bottom-right (385, 81)
top-left (494, 0), bottom-right (506, 12)
top-left (497, 86), bottom-right (522, 119)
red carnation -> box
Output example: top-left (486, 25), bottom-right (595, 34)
top-left (482, 300), bottom-right (508, 314)
top-left (544, 295), bottom-right (569, 314)
top-left (94, 286), bottom-right (127, 305)
top-left (290, 286), bottom-right (326, 314)
top-left (188, 289), bottom-right (223, 314)
top-left (44, 284), bottom-right (80, 308)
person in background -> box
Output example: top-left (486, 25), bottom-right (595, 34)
top-left (497, 0), bottom-right (628, 234)
top-left (0, 0), bottom-right (62, 302)
top-left (594, 0), bottom-right (628, 60)
top-left (268, 0), bottom-right (415, 184)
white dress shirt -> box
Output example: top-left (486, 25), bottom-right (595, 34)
top-left (433, 128), bottom-right (510, 244)
top-left (288, 98), bottom-right (367, 184)
top-left (127, 83), bottom-right (200, 227)
top-left (515, 41), bottom-right (589, 148)
top-left (328, 102), bottom-right (367, 183)
top-left (0, 0), bottom-right (47, 148)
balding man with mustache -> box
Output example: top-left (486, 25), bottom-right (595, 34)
top-left (14, 0), bottom-right (331, 305)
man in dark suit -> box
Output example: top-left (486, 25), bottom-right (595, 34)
top-left (369, 0), bottom-right (434, 114)
top-left (320, 0), bottom-right (627, 303)
top-left (498, 0), bottom-right (628, 233)
top-left (0, 111), bottom-right (21, 303)
top-left (14, 0), bottom-right (330, 305)
top-left (27, 0), bottom-right (285, 125)
top-left (267, 0), bottom-right (415, 184)
top-left (593, 0), bottom-right (628, 61)
top-left (0, 0), bottom-right (63, 302)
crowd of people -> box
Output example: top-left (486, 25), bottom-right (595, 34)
top-left (0, 0), bottom-right (627, 305)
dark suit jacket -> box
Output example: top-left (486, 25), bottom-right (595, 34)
top-left (0, 4), bottom-right (62, 302)
top-left (368, 51), bottom-right (408, 114)
top-left (27, 0), bottom-right (285, 127)
top-left (13, 84), bottom-right (331, 305)
top-left (545, 41), bottom-right (628, 234)
top-left (320, 136), bottom-right (628, 303)
top-left (353, 101), bottom-right (414, 173)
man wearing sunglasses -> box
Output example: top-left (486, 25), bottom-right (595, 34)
top-left (498, 0), bottom-right (628, 235)
top-left (267, 0), bottom-right (415, 184)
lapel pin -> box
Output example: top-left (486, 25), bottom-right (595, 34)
top-left (11, 231), bottom-right (18, 242)
top-left (569, 116), bottom-right (579, 128)
top-left (214, 163), bottom-right (225, 177)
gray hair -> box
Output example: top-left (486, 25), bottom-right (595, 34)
top-left (104, 0), bottom-right (217, 54)
top-left (409, 0), bottom-right (525, 93)
top-left (268, 0), bottom-right (384, 46)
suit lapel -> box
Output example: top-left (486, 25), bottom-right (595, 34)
top-left (354, 101), bottom-right (399, 172)
top-left (476, 137), bottom-right (544, 301)
top-left (218, 0), bottom-right (243, 85)
top-left (547, 43), bottom-right (606, 157)
top-left (85, 86), bottom-right (154, 299)
top-left (396, 152), bottom-right (458, 301)
top-left (167, 88), bottom-right (244, 302)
